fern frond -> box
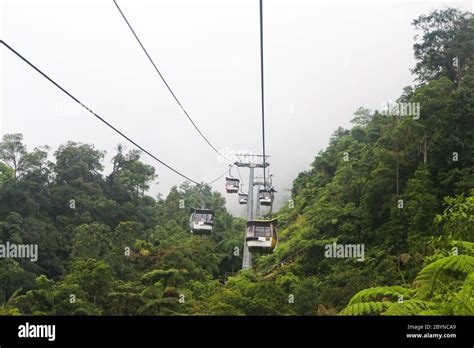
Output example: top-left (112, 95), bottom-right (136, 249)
top-left (382, 299), bottom-right (437, 315)
top-left (348, 286), bottom-right (412, 305)
top-left (462, 271), bottom-right (474, 290)
top-left (447, 272), bottom-right (474, 315)
top-left (452, 240), bottom-right (474, 256)
top-left (414, 255), bottom-right (474, 299)
top-left (340, 301), bottom-right (392, 316)
top-left (4, 287), bottom-right (23, 308)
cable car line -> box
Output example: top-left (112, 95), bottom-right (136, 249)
top-left (207, 167), bottom-right (230, 185)
top-left (113, 0), bottom-right (232, 164)
top-left (4, 0), bottom-right (277, 258)
top-left (259, 0), bottom-right (267, 184)
top-left (0, 40), bottom-right (202, 185)
top-left (236, 154), bottom-right (245, 187)
top-left (236, 166), bottom-right (244, 190)
top-left (234, 155), bottom-right (247, 204)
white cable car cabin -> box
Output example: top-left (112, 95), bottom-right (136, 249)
top-left (246, 219), bottom-right (278, 253)
top-left (225, 177), bottom-right (240, 193)
top-left (189, 208), bottom-right (214, 235)
top-left (258, 189), bottom-right (273, 206)
top-left (238, 193), bottom-right (248, 205)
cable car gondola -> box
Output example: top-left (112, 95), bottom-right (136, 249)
top-left (238, 193), bottom-right (248, 205)
top-left (258, 188), bottom-right (275, 206)
top-left (189, 208), bottom-right (214, 235)
top-left (225, 177), bottom-right (240, 194)
top-left (246, 219), bottom-right (278, 253)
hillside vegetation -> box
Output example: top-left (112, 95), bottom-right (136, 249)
top-left (0, 8), bottom-right (472, 315)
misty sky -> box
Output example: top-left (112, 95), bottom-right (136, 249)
top-left (1, 0), bottom-right (472, 216)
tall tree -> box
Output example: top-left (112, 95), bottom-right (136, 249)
top-left (412, 9), bottom-right (473, 84)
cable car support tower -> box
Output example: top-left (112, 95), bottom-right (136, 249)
top-left (235, 155), bottom-right (269, 270)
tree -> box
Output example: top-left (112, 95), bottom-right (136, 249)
top-left (53, 141), bottom-right (105, 185)
top-left (404, 166), bottom-right (440, 254)
top-left (70, 223), bottom-right (113, 261)
top-left (62, 259), bottom-right (115, 311)
top-left (107, 145), bottom-right (156, 201)
top-left (412, 9), bottom-right (473, 84)
top-left (0, 134), bottom-right (26, 178)
top-left (435, 190), bottom-right (474, 242)
top-left (0, 161), bottom-right (14, 187)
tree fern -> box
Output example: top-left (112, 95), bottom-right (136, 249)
top-left (0, 287), bottom-right (22, 316)
top-left (341, 254), bottom-right (474, 315)
top-left (446, 271), bottom-right (474, 315)
top-left (462, 271), bottom-right (474, 289)
top-left (451, 240), bottom-right (474, 256)
top-left (382, 299), bottom-right (438, 315)
top-left (340, 301), bottom-right (392, 316)
top-left (348, 286), bottom-right (413, 305)
top-left (414, 255), bottom-right (474, 299)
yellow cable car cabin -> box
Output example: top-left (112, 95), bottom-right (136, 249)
top-left (189, 208), bottom-right (214, 235)
top-left (225, 177), bottom-right (240, 193)
top-left (246, 219), bottom-right (277, 253)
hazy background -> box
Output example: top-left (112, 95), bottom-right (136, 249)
top-left (1, 0), bottom-right (472, 216)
